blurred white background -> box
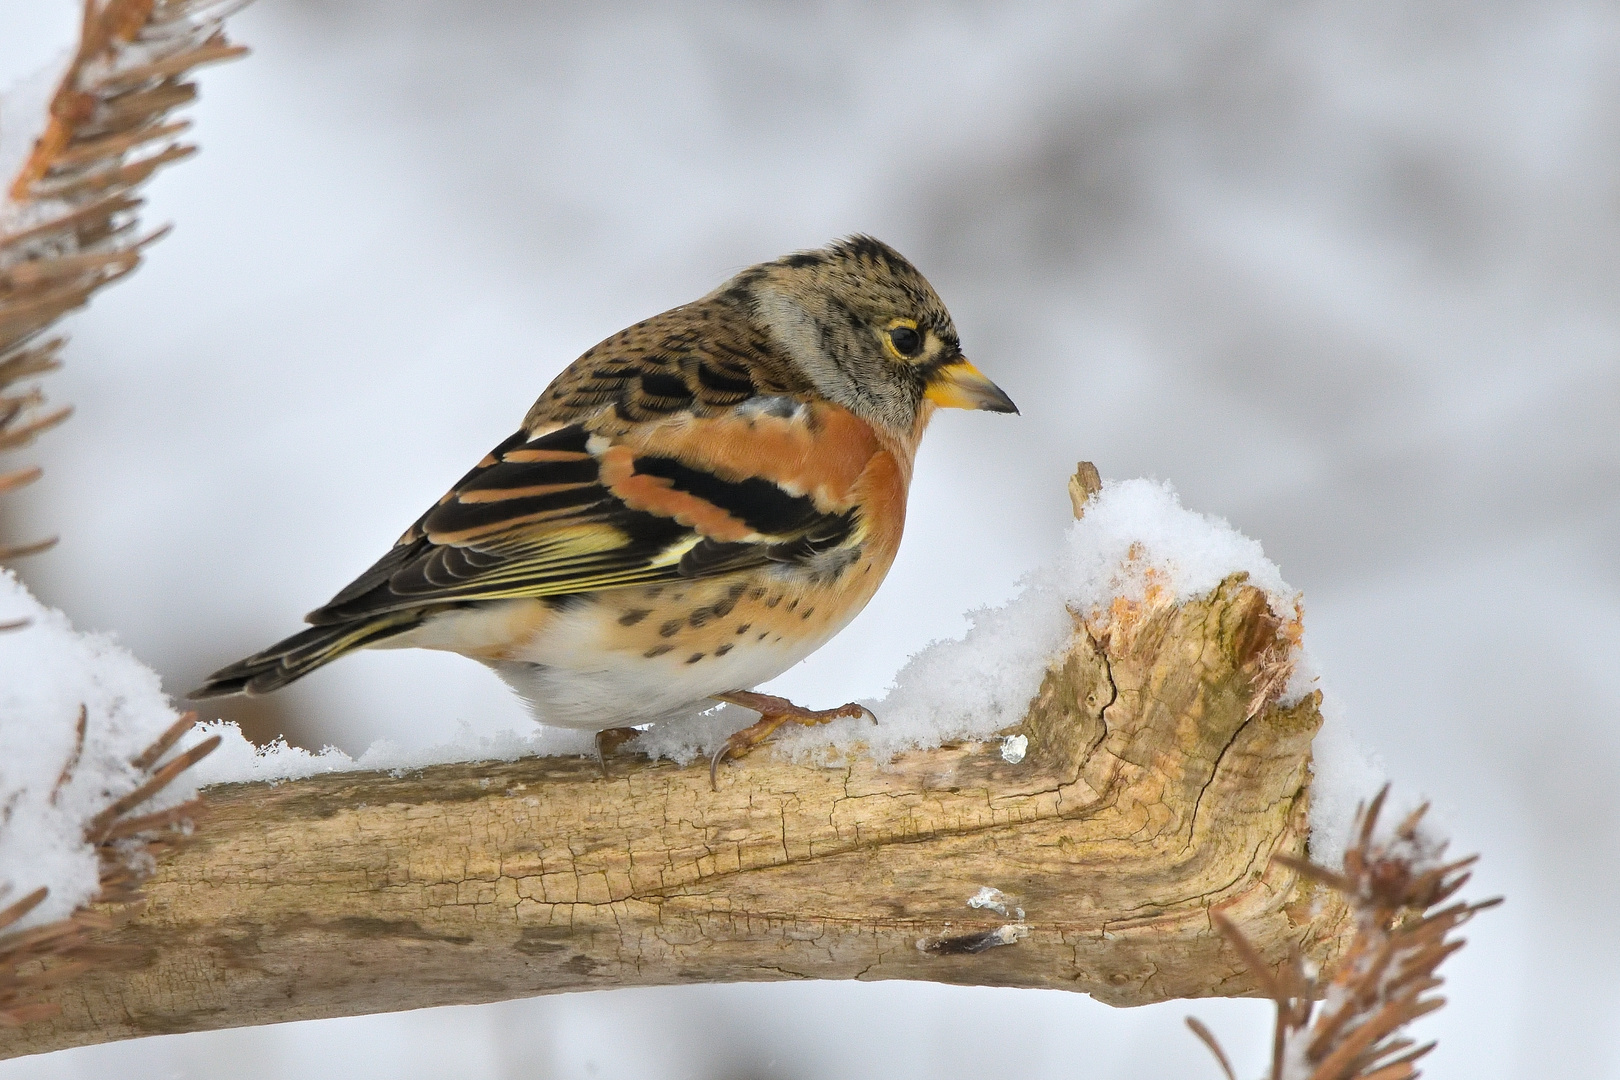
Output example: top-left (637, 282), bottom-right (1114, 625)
top-left (2, 0), bottom-right (1617, 1076)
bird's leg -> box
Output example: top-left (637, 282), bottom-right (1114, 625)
top-left (594, 726), bottom-right (641, 777)
top-left (708, 690), bottom-right (875, 789)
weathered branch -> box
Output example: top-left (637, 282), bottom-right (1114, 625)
top-left (4, 530), bottom-right (1355, 1057)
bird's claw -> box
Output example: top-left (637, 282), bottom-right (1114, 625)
top-left (706, 691), bottom-right (876, 790)
top-left (594, 726), bottom-right (641, 778)
top-left (708, 741), bottom-right (731, 791)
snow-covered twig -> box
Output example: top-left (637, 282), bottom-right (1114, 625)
top-left (0, 0), bottom-right (252, 563)
top-left (1189, 786), bottom-right (1500, 1080)
top-left (0, 713), bottom-right (219, 1027)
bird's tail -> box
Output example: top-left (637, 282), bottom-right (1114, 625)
top-left (189, 612), bottom-right (422, 698)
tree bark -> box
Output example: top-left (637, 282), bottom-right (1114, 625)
top-left (5, 565), bottom-right (1352, 1060)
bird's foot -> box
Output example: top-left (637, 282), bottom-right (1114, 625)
top-left (594, 726), bottom-right (642, 777)
top-left (708, 690), bottom-right (875, 789)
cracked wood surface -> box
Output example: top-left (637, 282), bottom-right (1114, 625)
top-left (5, 574), bottom-right (1353, 1059)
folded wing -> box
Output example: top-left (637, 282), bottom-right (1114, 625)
top-left (306, 420), bottom-right (858, 625)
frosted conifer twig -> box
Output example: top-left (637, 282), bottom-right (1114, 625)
top-left (0, 0), bottom-right (249, 1027)
top-left (1188, 786), bottom-right (1501, 1080)
top-left (0, 0), bottom-right (252, 564)
top-left (0, 714), bottom-right (220, 1026)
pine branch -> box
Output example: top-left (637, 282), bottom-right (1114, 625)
top-left (1190, 786), bottom-right (1501, 1080)
top-left (0, 0), bottom-right (252, 565)
top-left (0, 0), bottom-right (248, 1032)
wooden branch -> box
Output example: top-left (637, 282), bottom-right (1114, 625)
top-left (4, 544), bottom-right (1354, 1057)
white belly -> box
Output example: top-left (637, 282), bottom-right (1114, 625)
top-left (479, 604), bottom-right (829, 730)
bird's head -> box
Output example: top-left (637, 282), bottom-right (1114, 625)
top-left (734, 235), bottom-right (1017, 436)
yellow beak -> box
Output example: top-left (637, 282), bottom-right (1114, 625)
top-left (924, 358), bottom-right (1018, 413)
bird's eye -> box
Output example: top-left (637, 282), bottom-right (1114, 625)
top-left (886, 325), bottom-right (923, 358)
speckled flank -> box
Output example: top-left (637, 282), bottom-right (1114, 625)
top-left (596, 575), bottom-right (846, 661)
top-left (491, 530), bottom-right (899, 729)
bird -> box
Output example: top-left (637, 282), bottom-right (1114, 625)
top-left (191, 235), bottom-right (1017, 778)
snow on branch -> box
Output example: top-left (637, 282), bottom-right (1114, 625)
top-left (1188, 787), bottom-right (1500, 1080)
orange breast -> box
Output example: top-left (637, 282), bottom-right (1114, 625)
top-left (620, 402), bottom-right (885, 510)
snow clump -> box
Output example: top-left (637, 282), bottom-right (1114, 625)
top-left (0, 571), bottom-right (199, 930)
top-left (774, 477), bottom-right (1318, 761)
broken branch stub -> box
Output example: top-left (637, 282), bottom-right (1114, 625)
top-left (4, 466), bottom-right (1352, 1058)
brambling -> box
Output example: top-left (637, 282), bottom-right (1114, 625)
top-left (192, 236), bottom-right (1016, 774)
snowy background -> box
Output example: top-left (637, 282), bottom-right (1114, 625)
top-left (2, 0), bottom-right (1617, 1077)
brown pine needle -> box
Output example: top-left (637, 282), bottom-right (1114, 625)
top-left (1186, 1017), bottom-right (1239, 1080)
top-left (49, 706), bottom-right (89, 805)
top-left (1, 0), bottom-right (253, 580)
top-left (130, 710), bottom-right (198, 771)
top-left (0, 405), bottom-right (72, 451)
top-left (0, 890), bottom-right (49, 936)
top-left (94, 42), bottom-right (248, 92)
top-left (0, 537), bottom-right (58, 561)
top-left (101, 798), bottom-right (206, 840)
top-left (84, 735), bottom-right (221, 842)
